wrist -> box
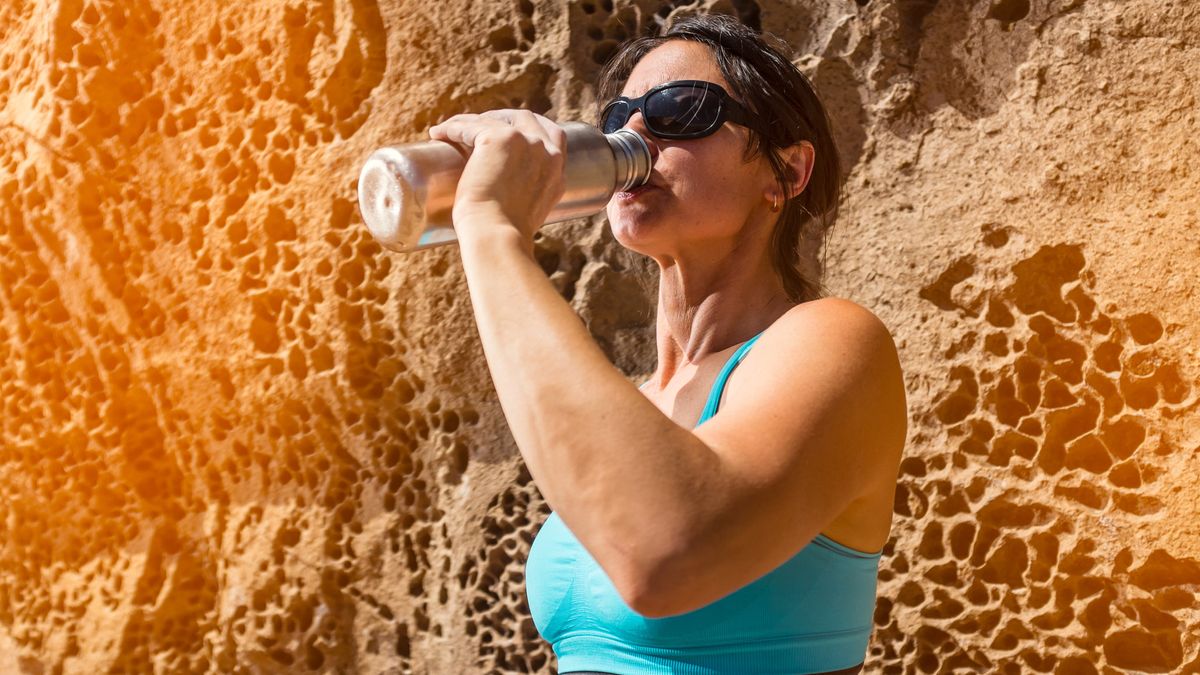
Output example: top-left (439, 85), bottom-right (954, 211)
top-left (454, 202), bottom-right (518, 236)
top-left (454, 200), bottom-right (542, 245)
top-left (456, 216), bottom-right (534, 260)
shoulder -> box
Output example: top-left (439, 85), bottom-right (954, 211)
top-left (765, 297), bottom-right (900, 365)
top-left (695, 296), bottom-right (907, 507)
top-left (780, 295), bottom-right (890, 328)
top-left (739, 296), bottom-right (908, 453)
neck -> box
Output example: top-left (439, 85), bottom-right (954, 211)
top-left (649, 239), bottom-right (795, 387)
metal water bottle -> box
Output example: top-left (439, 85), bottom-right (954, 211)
top-left (356, 122), bottom-right (652, 252)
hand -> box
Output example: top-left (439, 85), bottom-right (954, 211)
top-left (428, 109), bottom-right (567, 244)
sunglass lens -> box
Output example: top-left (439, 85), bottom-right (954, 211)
top-left (601, 100), bottom-right (630, 134)
top-left (646, 85), bottom-right (721, 137)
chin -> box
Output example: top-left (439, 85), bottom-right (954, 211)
top-left (608, 214), bottom-right (667, 253)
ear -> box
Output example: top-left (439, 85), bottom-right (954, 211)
top-left (780, 141), bottom-right (816, 200)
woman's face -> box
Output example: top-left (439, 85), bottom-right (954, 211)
top-left (604, 40), bottom-right (777, 259)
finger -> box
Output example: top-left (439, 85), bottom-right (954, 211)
top-left (511, 113), bottom-right (566, 201)
top-left (428, 113), bottom-right (481, 136)
top-left (477, 109), bottom-right (518, 123)
top-left (503, 111), bottom-right (566, 165)
top-left (475, 110), bottom-right (536, 146)
top-left (508, 110), bottom-right (552, 144)
top-left (541, 122), bottom-right (567, 173)
top-left (478, 109), bottom-right (557, 147)
top-left (466, 110), bottom-right (553, 162)
top-left (429, 116), bottom-right (510, 147)
top-left (529, 113), bottom-right (567, 153)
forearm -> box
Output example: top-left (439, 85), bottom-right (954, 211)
top-left (455, 224), bottom-right (722, 583)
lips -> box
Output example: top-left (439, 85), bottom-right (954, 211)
top-left (615, 183), bottom-right (659, 200)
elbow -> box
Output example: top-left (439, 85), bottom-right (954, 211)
top-left (595, 500), bottom-right (703, 618)
top-left (608, 555), bottom-right (665, 618)
top-left (614, 559), bottom-right (691, 619)
top-left (615, 534), bottom-right (737, 618)
top-left (628, 592), bottom-right (682, 619)
top-left (618, 577), bottom-right (672, 619)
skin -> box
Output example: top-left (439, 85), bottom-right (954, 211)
top-left (428, 40), bottom-right (907, 619)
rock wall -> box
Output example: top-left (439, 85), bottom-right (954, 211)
top-left (0, 0), bottom-right (1197, 673)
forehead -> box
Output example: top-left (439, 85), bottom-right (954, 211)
top-left (622, 40), bottom-right (728, 97)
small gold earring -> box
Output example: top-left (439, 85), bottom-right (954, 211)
top-left (771, 194), bottom-right (780, 212)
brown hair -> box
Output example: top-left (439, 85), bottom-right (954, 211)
top-left (596, 13), bottom-right (842, 303)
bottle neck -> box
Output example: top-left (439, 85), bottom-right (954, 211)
top-left (606, 129), bottom-right (652, 191)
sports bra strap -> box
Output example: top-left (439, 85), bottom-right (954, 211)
top-left (636, 331), bottom-right (766, 399)
top-left (698, 331), bottom-right (765, 422)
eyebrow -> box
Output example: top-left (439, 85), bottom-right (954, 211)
top-left (621, 83), bottom-right (651, 98)
top-left (623, 70), bottom-right (679, 98)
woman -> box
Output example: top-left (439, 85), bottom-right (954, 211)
top-left (429, 14), bottom-right (906, 675)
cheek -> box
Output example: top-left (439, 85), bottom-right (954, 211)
top-left (672, 169), bottom-right (757, 223)
top-left (669, 143), bottom-right (759, 208)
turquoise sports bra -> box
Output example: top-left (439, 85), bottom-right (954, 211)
top-left (525, 332), bottom-right (883, 674)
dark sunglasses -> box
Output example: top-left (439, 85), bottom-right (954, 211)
top-left (600, 80), bottom-right (761, 140)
